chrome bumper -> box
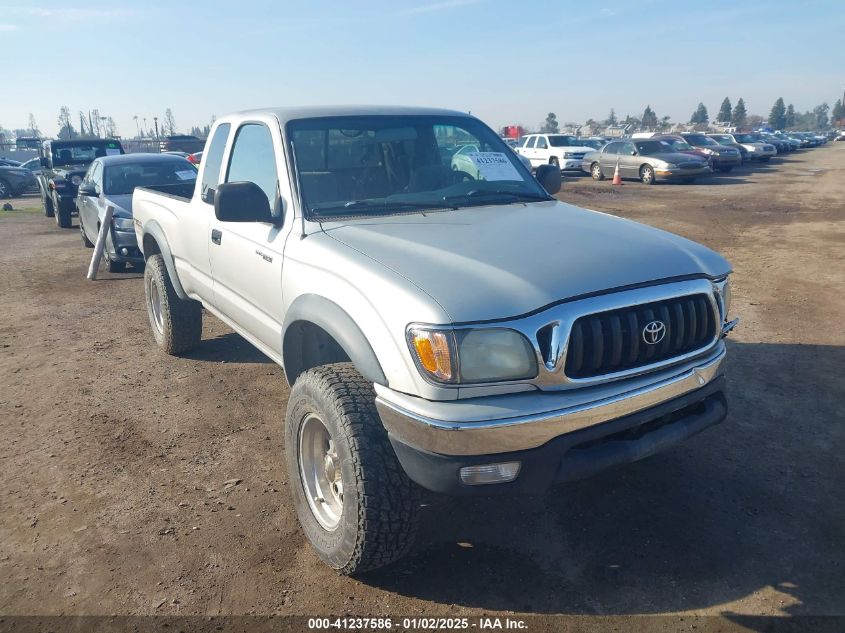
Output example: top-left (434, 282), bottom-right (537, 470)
top-left (376, 344), bottom-right (727, 456)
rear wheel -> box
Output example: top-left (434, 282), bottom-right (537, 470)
top-left (640, 164), bottom-right (656, 185)
top-left (286, 363), bottom-right (421, 575)
top-left (144, 254), bottom-right (202, 354)
top-left (590, 163), bottom-right (604, 181)
top-left (42, 192), bottom-right (55, 217)
top-left (80, 222), bottom-right (94, 248)
top-left (0, 178), bottom-right (11, 199)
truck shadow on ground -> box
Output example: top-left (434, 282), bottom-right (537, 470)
top-left (364, 342), bottom-right (845, 620)
top-left (183, 331), bottom-right (273, 364)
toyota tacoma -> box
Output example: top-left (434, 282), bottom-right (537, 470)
top-left (132, 106), bottom-right (738, 575)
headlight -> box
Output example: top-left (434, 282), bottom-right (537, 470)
top-left (713, 277), bottom-right (732, 321)
top-left (407, 327), bottom-right (537, 384)
top-left (71, 175), bottom-right (82, 185)
top-left (112, 217), bottom-right (135, 231)
top-left (662, 163), bottom-right (678, 169)
top-left (563, 152), bottom-right (574, 159)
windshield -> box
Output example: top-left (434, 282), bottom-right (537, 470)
top-left (547, 136), bottom-right (579, 147)
top-left (103, 160), bottom-right (197, 195)
top-left (289, 115), bottom-right (547, 218)
top-left (579, 139), bottom-right (604, 149)
top-left (733, 134), bottom-right (757, 143)
top-left (635, 140), bottom-right (673, 156)
top-left (662, 138), bottom-right (694, 151)
top-left (684, 135), bottom-right (719, 146)
top-left (709, 135), bottom-right (732, 144)
top-left (52, 141), bottom-right (123, 166)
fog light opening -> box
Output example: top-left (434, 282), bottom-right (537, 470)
top-left (459, 462), bottom-right (521, 485)
top-left (119, 247), bottom-right (129, 256)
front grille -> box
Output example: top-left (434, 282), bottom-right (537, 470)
top-left (680, 162), bottom-right (701, 169)
top-left (564, 294), bottom-right (717, 379)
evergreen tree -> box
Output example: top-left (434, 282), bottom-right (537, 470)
top-left (785, 104), bottom-right (796, 128)
top-left (768, 97), bottom-right (786, 130)
top-left (605, 109), bottom-right (617, 126)
top-left (717, 97), bottom-right (732, 123)
top-left (813, 103), bottom-right (830, 129)
top-left (690, 102), bottom-right (709, 125)
top-left (832, 100), bottom-right (845, 127)
top-left (731, 98), bottom-right (747, 127)
top-left (641, 105), bottom-right (658, 130)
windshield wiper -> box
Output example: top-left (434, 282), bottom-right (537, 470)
top-left (310, 199), bottom-right (457, 217)
top-left (442, 189), bottom-right (551, 206)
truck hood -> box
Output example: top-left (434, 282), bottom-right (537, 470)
top-left (321, 201), bottom-right (731, 323)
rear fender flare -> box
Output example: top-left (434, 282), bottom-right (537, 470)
top-left (141, 220), bottom-right (187, 299)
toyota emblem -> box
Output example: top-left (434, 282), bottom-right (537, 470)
top-left (642, 320), bottom-right (666, 345)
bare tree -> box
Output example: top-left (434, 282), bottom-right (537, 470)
top-left (162, 108), bottom-right (176, 137)
top-left (27, 113), bottom-right (40, 136)
top-left (57, 106), bottom-right (76, 139)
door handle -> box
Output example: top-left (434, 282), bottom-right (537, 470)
top-left (211, 229), bottom-right (222, 245)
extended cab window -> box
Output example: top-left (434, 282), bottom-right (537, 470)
top-left (226, 123), bottom-right (279, 210)
top-left (200, 123), bottom-right (231, 203)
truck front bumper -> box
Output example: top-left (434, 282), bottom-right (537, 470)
top-left (376, 345), bottom-right (727, 494)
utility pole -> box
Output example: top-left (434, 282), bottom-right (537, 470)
top-left (133, 115), bottom-right (140, 139)
top-left (153, 117), bottom-right (159, 139)
top-left (143, 118), bottom-right (148, 137)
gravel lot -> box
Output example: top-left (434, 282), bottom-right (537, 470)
top-left (1, 147), bottom-right (843, 623)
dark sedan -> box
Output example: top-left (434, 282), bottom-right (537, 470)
top-left (0, 164), bottom-right (37, 198)
top-left (76, 154), bottom-right (197, 272)
top-left (680, 133), bottom-right (743, 172)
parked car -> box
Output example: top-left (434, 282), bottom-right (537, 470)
top-left (583, 138), bottom-right (710, 184)
top-left (835, 134), bottom-right (845, 142)
top-left (724, 133), bottom-right (776, 161)
top-left (133, 106), bottom-right (736, 574)
top-left (187, 151), bottom-right (203, 165)
top-left (652, 135), bottom-right (713, 163)
top-left (20, 157), bottom-right (43, 175)
top-left (162, 151), bottom-right (190, 158)
top-left (679, 133), bottom-right (742, 172)
top-left (451, 143), bottom-right (532, 175)
top-left (0, 158), bottom-right (22, 167)
top-left (77, 154), bottom-right (197, 272)
top-left (516, 133), bottom-right (596, 171)
top-left (36, 138), bottom-right (125, 227)
top-left (159, 134), bottom-right (205, 154)
top-left (0, 164), bottom-right (37, 198)
top-left (706, 134), bottom-right (750, 161)
top-left (577, 138), bottom-right (607, 150)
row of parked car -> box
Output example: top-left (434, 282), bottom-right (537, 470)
top-left (508, 129), bottom-right (838, 185)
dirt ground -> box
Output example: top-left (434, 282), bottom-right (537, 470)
top-left (1, 147), bottom-right (843, 623)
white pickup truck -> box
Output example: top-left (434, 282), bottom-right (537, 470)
top-left (133, 106), bottom-right (737, 575)
top-left (515, 133), bottom-right (598, 171)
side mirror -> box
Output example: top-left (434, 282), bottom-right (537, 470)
top-left (78, 183), bottom-right (98, 197)
top-left (630, 150), bottom-right (637, 155)
top-left (214, 181), bottom-right (274, 223)
top-left (535, 164), bottom-right (561, 195)
top-left (40, 157), bottom-right (49, 168)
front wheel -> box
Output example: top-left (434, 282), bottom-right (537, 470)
top-left (590, 163), bottom-right (604, 181)
top-left (80, 222), bottom-right (94, 248)
top-left (55, 197), bottom-right (72, 228)
top-left (144, 254), bottom-right (202, 354)
top-left (0, 178), bottom-right (11, 199)
top-left (285, 363), bottom-right (420, 575)
top-left (640, 164), bottom-right (656, 185)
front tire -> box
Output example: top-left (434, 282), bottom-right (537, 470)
top-left (42, 192), bottom-right (55, 217)
top-left (640, 164), bottom-right (656, 185)
top-left (590, 163), bottom-right (604, 181)
top-left (144, 254), bottom-right (202, 354)
top-left (0, 178), bottom-right (11, 199)
top-left (80, 222), bottom-right (94, 248)
top-left (285, 363), bottom-right (420, 575)
top-left (55, 197), bottom-right (72, 228)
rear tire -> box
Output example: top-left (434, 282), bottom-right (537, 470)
top-left (144, 254), bottom-right (202, 355)
top-left (0, 178), bottom-right (11, 199)
top-left (43, 193), bottom-right (55, 217)
top-left (80, 223), bottom-right (94, 248)
top-left (640, 164), bottom-right (656, 185)
top-left (285, 363), bottom-right (421, 575)
top-left (590, 163), bottom-right (604, 181)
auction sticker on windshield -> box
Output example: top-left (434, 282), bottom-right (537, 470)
top-left (106, 148), bottom-right (121, 156)
top-left (175, 170), bottom-right (197, 180)
top-left (467, 152), bottom-right (522, 181)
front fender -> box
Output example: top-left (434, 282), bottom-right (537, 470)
top-left (282, 294), bottom-right (387, 387)
top-left (141, 220), bottom-right (188, 299)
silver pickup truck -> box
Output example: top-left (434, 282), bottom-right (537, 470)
top-left (133, 106), bottom-right (738, 575)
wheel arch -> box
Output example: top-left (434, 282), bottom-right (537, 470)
top-left (282, 294), bottom-right (387, 388)
top-left (141, 221), bottom-right (188, 299)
